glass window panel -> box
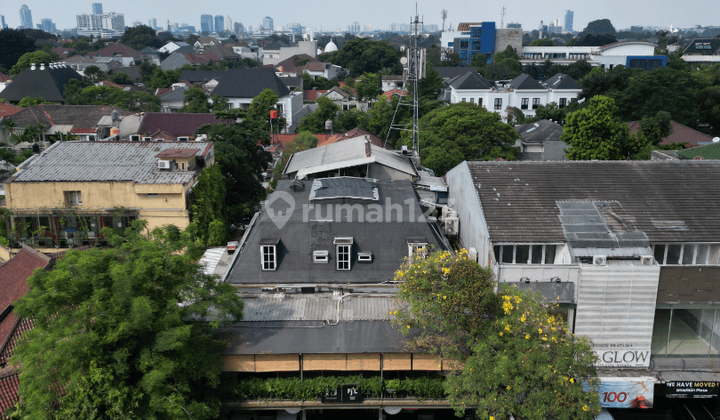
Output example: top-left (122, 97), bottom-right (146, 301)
top-left (493, 245), bottom-right (501, 262)
top-left (501, 245), bottom-right (514, 264)
top-left (531, 245), bottom-right (543, 264)
top-left (666, 244), bottom-right (682, 265)
top-left (544, 245), bottom-right (557, 264)
top-left (682, 244), bottom-right (695, 265)
top-left (667, 309), bottom-right (711, 356)
top-left (696, 244), bottom-right (710, 265)
top-left (515, 245), bottom-right (530, 264)
top-left (709, 245), bottom-right (720, 265)
top-left (654, 245), bottom-right (666, 265)
top-left (651, 309), bottom-right (671, 356)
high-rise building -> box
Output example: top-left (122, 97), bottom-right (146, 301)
top-left (564, 10), bottom-right (574, 33)
top-left (107, 12), bottom-right (125, 30)
top-left (40, 18), bottom-right (54, 32)
top-left (19, 5), bottom-right (33, 29)
top-left (92, 3), bottom-right (103, 15)
top-left (0, 15), bottom-right (7, 29)
top-left (234, 22), bottom-right (244, 34)
top-left (214, 15), bottom-right (224, 33)
top-left (226, 16), bottom-right (232, 32)
top-left (348, 21), bottom-right (360, 34)
top-left (263, 16), bottom-right (273, 31)
top-left (200, 14), bottom-right (213, 33)
top-left (149, 18), bottom-right (157, 29)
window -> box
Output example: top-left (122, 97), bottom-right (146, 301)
top-left (313, 250), bottom-right (329, 264)
top-left (653, 243), bottom-right (720, 265)
top-left (461, 98), bottom-right (466, 102)
top-left (178, 137), bottom-right (189, 141)
top-left (65, 191), bottom-right (82, 205)
top-left (146, 193), bottom-right (159, 197)
top-left (493, 244), bottom-right (563, 264)
top-left (129, 135), bottom-right (140, 141)
top-left (494, 98), bottom-right (502, 110)
top-left (470, 98), bottom-right (475, 103)
top-left (143, 137), bottom-right (152, 142)
top-left (261, 245), bottom-right (277, 271)
top-left (334, 237), bottom-right (353, 270)
top-left (358, 252), bottom-right (373, 262)
top-left (408, 241), bottom-right (428, 259)
top-left (521, 98), bottom-right (529, 110)
top-left (532, 98), bottom-right (540, 109)
top-left (559, 98), bottom-right (567, 108)
top-left (478, 98), bottom-right (482, 107)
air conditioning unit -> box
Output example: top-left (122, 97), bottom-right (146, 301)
top-left (593, 255), bottom-right (607, 266)
top-left (157, 160), bottom-right (171, 170)
top-left (640, 255), bottom-right (654, 266)
top-left (468, 247), bottom-right (478, 262)
top-left (445, 216), bottom-right (459, 236)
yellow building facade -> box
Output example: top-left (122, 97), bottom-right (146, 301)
top-left (3, 141), bottom-right (214, 248)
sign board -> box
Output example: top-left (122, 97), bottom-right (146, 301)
top-left (665, 381), bottom-right (719, 399)
top-left (321, 384), bottom-right (364, 403)
top-left (593, 344), bottom-right (651, 368)
top-left (597, 377), bottom-right (655, 408)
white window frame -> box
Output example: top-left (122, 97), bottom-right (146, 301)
top-left (408, 243), bottom-right (428, 259)
top-left (357, 252), bottom-right (373, 262)
top-left (653, 243), bottom-right (720, 266)
top-left (494, 244), bottom-right (564, 265)
top-left (336, 245), bottom-right (351, 270)
top-left (494, 98), bottom-right (502, 110)
top-left (313, 250), bottom-right (329, 264)
top-left (261, 245), bottom-right (277, 271)
top-left (66, 190), bottom-right (82, 205)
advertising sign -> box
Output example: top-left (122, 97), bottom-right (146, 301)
top-left (665, 381), bottom-right (719, 399)
top-left (597, 377), bottom-right (655, 408)
top-left (321, 384), bottom-right (364, 403)
top-left (593, 344), bottom-right (651, 368)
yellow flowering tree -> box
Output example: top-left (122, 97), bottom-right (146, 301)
top-left (393, 250), bottom-right (601, 420)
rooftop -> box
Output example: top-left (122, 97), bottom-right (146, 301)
top-left (8, 105), bottom-right (132, 130)
top-left (136, 112), bottom-right (233, 138)
top-left (454, 160), bottom-right (720, 243)
top-left (0, 66), bottom-right (82, 103)
top-left (6, 141), bottom-right (213, 185)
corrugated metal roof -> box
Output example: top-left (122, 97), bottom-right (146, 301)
top-left (199, 247), bottom-right (225, 276)
top-left (241, 295), bottom-right (395, 321)
top-left (8, 141), bottom-right (212, 185)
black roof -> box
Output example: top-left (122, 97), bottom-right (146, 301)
top-left (544, 73), bottom-right (582, 90)
top-left (449, 71), bottom-right (493, 90)
top-left (455, 161), bottom-right (720, 243)
top-left (516, 120), bottom-right (563, 144)
top-left (8, 105), bottom-right (133, 128)
top-left (0, 66), bottom-right (82, 103)
top-left (281, 76), bottom-right (302, 90)
top-left (433, 67), bottom-right (478, 79)
top-left (107, 66), bottom-right (142, 81)
top-left (508, 74), bottom-right (545, 90)
top-left (181, 68), bottom-right (291, 98)
top-left (226, 178), bottom-right (445, 285)
top-left (218, 321), bottom-right (411, 354)
top-left (682, 38), bottom-right (720, 55)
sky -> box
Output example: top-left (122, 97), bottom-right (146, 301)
top-left (1, 0), bottom-right (719, 33)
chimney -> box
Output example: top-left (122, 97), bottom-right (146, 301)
top-left (31, 63), bottom-right (36, 70)
top-left (40, 63), bottom-right (45, 70)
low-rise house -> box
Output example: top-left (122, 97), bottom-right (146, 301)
top-left (0, 72), bottom-right (11, 94)
top-left (521, 41), bottom-right (663, 70)
top-left (158, 41), bottom-right (191, 54)
top-left (0, 63), bottom-right (82, 105)
top-left (262, 40), bottom-right (317, 66)
top-left (381, 75), bottom-right (404, 92)
top-left (160, 52), bottom-right (219, 71)
top-left (1, 104), bottom-right (132, 143)
top-left (318, 127), bottom-right (387, 149)
top-left (681, 38), bottom-right (720, 64)
top-left (0, 103), bottom-right (22, 119)
top-left (629, 120), bottom-right (714, 148)
top-left (88, 44), bottom-right (154, 66)
top-left (515, 119), bottom-right (567, 160)
top-left (131, 112), bottom-right (232, 141)
top-left (446, 160), bottom-right (720, 412)
top-left (3, 141), bottom-right (215, 248)
top-left (154, 82), bottom-right (195, 112)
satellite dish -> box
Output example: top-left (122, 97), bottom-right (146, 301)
top-left (400, 57), bottom-right (408, 65)
top-left (713, 137), bottom-right (720, 143)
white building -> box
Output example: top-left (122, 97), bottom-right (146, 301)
top-left (521, 41), bottom-right (658, 70)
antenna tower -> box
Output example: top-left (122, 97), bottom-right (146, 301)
top-left (501, 6), bottom-right (506, 29)
top-left (441, 9), bottom-right (447, 32)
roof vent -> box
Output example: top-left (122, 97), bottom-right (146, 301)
top-left (31, 63), bottom-right (36, 70)
top-left (40, 63), bottom-right (45, 70)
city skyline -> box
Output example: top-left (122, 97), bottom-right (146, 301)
top-left (1, 0), bottom-right (719, 33)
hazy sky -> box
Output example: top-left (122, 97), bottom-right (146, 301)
top-left (1, 0), bottom-right (718, 33)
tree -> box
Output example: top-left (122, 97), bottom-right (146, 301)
top-left (417, 67), bottom-right (444, 101)
top-left (246, 89), bottom-right (283, 132)
top-left (180, 87), bottom-right (212, 113)
top-left (417, 102), bottom-right (520, 176)
top-left (189, 164), bottom-right (228, 247)
top-left (575, 33), bottom-right (618, 47)
top-left (355, 72), bottom-right (381, 101)
top-left (64, 84), bottom-right (161, 112)
top-left (629, 111), bottom-right (676, 160)
top-left (17, 97), bottom-right (53, 107)
top-left (120, 25), bottom-right (163, 51)
top-left (531, 102), bottom-right (569, 125)
top-left (9, 51), bottom-right (55, 76)
top-left (562, 95), bottom-right (631, 160)
top-left (297, 96), bottom-right (339, 133)
top-left (83, 65), bottom-right (104, 83)
top-left (392, 250), bottom-right (601, 420)
top-left (698, 85), bottom-right (720, 135)
top-left (150, 67), bottom-right (180, 89)
top-left (108, 72), bottom-right (133, 85)
top-left (470, 53), bottom-right (488, 70)
top-left (284, 131), bottom-right (318, 157)
top-left (530, 38), bottom-right (555, 46)
top-left (334, 108), bottom-right (369, 133)
top-left (326, 38), bottom-right (402, 77)
top-left (581, 19), bottom-right (617, 36)
top-left (0, 29), bottom-right (36, 73)
top-left (11, 222), bottom-right (244, 419)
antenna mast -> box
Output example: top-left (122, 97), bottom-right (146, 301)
top-left (441, 9), bottom-right (447, 32)
top-left (501, 6), bottom-right (506, 29)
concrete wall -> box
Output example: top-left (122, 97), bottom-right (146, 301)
top-left (495, 28), bottom-right (522, 54)
top-left (445, 161), bottom-right (492, 267)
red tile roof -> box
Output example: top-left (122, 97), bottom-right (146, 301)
top-left (381, 89), bottom-right (406, 100)
top-left (303, 90), bottom-right (328, 101)
top-left (156, 148), bottom-right (200, 159)
top-left (0, 315), bottom-right (33, 366)
top-left (628, 120), bottom-right (713, 148)
top-left (0, 366), bottom-right (20, 413)
top-left (270, 133), bottom-right (332, 150)
top-left (183, 53), bottom-right (219, 64)
top-left (0, 103), bottom-right (23, 118)
top-left (0, 246), bottom-right (51, 320)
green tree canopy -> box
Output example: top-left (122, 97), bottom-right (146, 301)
top-left (562, 95), bottom-right (631, 160)
top-left (11, 222), bottom-right (243, 419)
top-left (9, 50), bottom-right (55, 76)
top-left (119, 25), bottom-right (163, 50)
top-left (297, 96), bottom-right (340, 133)
top-left (393, 250), bottom-right (600, 420)
top-left (63, 82), bottom-right (161, 112)
top-left (0, 28), bottom-right (37, 73)
top-left (180, 87), bottom-right (212, 113)
top-left (581, 19), bottom-right (617, 36)
top-left (285, 131), bottom-right (318, 157)
top-left (530, 38), bottom-right (556, 46)
top-left (189, 164), bottom-right (228, 247)
top-left (355, 72), bottom-right (382, 101)
top-left (17, 97), bottom-right (53, 108)
top-left (325, 38), bottom-right (402, 77)
top-left (417, 102), bottom-right (520, 176)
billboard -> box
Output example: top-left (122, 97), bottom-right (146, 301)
top-left (596, 377), bottom-right (655, 409)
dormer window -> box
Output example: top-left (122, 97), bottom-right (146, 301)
top-left (357, 252), bottom-right (373, 263)
top-left (334, 237), bottom-right (353, 270)
top-left (260, 238), bottom-right (280, 271)
top-left (313, 250), bottom-right (329, 264)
